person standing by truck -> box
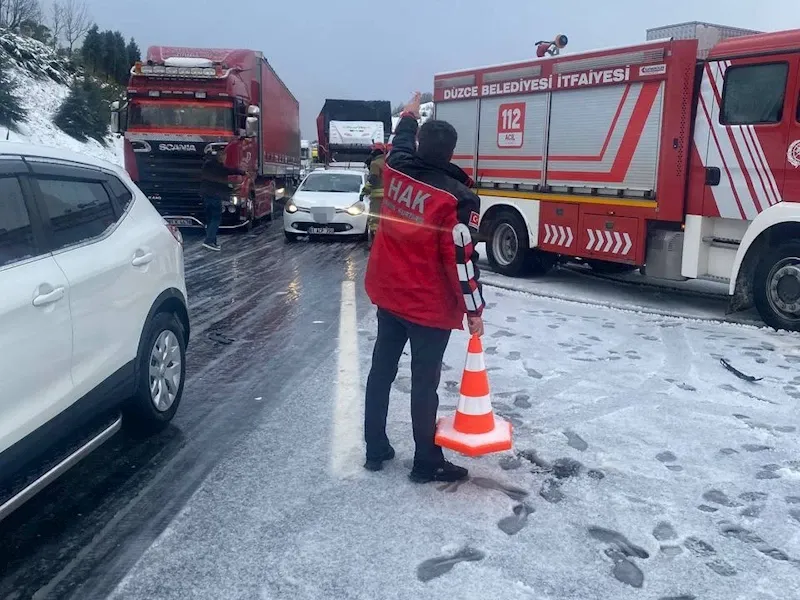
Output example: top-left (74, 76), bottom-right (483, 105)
top-left (200, 147), bottom-right (244, 251)
top-left (361, 142), bottom-right (386, 248)
top-left (363, 93), bottom-right (485, 483)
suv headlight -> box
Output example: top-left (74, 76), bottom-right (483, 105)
top-left (285, 199), bottom-right (298, 213)
top-left (346, 201), bottom-right (366, 216)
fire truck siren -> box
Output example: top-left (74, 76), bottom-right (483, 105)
top-left (536, 34), bottom-right (568, 58)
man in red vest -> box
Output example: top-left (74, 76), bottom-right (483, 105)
top-left (363, 93), bottom-right (485, 483)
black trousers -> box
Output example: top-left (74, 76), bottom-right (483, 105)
top-left (364, 308), bottom-right (451, 466)
top-left (203, 195), bottom-right (223, 244)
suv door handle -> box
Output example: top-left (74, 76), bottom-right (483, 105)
top-left (131, 252), bottom-right (154, 267)
top-left (32, 286), bottom-right (65, 307)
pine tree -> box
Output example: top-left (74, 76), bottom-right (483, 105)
top-left (0, 56), bottom-right (27, 131)
top-left (100, 30), bottom-right (116, 80)
top-left (54, 77), bottom-right (109, 142)
top-left (112, 31), bottom-right (127, 84)
top-left (81, 24), bottom-right (101, 73)
top-left (126, 37), bottom-right (141, 69)
top-left (54, 80), bottom-right (92, 141)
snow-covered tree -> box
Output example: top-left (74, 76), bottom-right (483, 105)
top-left (0, 54), bottom-right (27, 130)
top-left (54, 76), bottom-right (108, 142)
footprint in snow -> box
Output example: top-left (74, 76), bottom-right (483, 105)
top-left (505, 316), bottom-right (517, 323)
top-left (588, 527), bottom-right (648, 588)
top-left (719, 521), bottom-right (792, 562)
top-left (497, 503), bottom-right (534, 536)
top-left (484, 346), bottom-right (498, 355)
top-left (491, 330), bottom-right (515, 338)
top-left (701, 489), bottom-right (742, 508)
top-left (513, 394), bottom-right (531, 409)
top-left (416, 546), bottom-right (485, 582)
top-left (656, 451), bottom-right (684, 472)
top-left (563, 430), bottom-right (588, 451)
top-left (506, 351), bottom-right (521, 361)
top-left (437, 479), bottom-right (467, 494)
top-left (470, 476), bottom-right (529, 502)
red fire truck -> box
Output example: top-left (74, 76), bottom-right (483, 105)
top-left (434, 24), bottom-right (800, 330)
top-left (112, 46), bottom-right (300, 230)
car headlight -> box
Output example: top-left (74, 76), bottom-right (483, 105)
top-left (346, 201), bottom-right (366, 216)
top-left (285, 199), bottom-right (298, 213)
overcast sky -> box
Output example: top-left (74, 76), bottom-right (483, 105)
top-left (81, 0), bottom-right (796, 138)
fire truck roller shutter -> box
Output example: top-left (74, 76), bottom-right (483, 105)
top-left (545, 81), bottom-right (664, 196)
top-left (477, 94), bottom-right (548, 186)
top-left (433, 99), bottom-right (478, 178)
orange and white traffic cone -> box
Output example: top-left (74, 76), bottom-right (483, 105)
top-left (435, 334), bottom-right (512, 457)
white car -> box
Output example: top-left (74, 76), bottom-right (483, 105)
top-left (0, 143), bottom-right (189, 521)
top-left (283, 168), bottom-right (368, 242)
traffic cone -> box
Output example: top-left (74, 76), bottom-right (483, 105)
top-left (435, 334), bottom-right (512, 457)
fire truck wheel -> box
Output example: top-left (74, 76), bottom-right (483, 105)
top-left (487, 211), bottom-right (529, 276)
top-left (754, 241), bottom-right (800, 331)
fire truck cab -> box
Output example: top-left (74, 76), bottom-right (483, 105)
top-left (433, 24), bottom-right (800, 330)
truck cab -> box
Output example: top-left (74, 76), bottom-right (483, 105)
top-left (112, 47), bottom-right (300, 230)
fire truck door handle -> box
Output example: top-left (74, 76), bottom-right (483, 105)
top-left (705, 167), bottom-right (721, 187)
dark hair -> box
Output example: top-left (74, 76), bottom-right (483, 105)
top-left (417, 120), bottom-right (457, 165)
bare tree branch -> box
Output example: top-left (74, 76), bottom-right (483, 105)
top-left (49, 1), bottom-right (64, 49)
top-left (0, 0), bottom-right (40, 29)
top-left (62, 0), bottom-right (90, 54)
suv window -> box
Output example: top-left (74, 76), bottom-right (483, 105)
top-left (105, 175), bottom-right (133, 213)
top-left (0, 176), bottom-right (37, 267)
top-left (36, 178), bottom-right (116, 250)
top-left (721, 63), bottom-right (788, 125)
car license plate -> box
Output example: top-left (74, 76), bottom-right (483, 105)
top-left (308, 226), bottom-right (334, 234)
top-left (166, 217), bottom-right (195, 227)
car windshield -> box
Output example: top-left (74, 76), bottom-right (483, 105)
top-left (300, 173), bottom-right (362, 193)
top-left (128, 100), bottom-right (234, 133)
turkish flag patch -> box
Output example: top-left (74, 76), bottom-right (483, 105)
top-left (468, 211), bottom-right (480, 229)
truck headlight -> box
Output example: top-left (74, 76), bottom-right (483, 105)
top-left (346, 201), bottom-right (366, 216)
top-left (230, 196), bottom-right (240, 206)
top-left (285, 199), bottom-right (298, 214)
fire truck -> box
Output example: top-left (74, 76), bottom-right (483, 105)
top-left (112, 46), bottom-right (301, 230)
top-left (433, 23), bottom-right (800, 331)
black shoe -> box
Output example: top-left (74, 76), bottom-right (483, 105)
top-left (409, 460), bottom-right (468, 484)
top-left (202, 242), bottom-right (221, 252)
top-left (364, 446), bottom-right (395, 472)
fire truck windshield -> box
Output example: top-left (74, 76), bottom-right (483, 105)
top-left (128, 99), bottom-right (234, 133)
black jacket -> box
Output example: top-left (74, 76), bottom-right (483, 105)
top-left (201, 154), bottom-right (244, 197)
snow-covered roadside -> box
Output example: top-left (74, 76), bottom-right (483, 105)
top-left (3, 67), bottom-right (122, 165)
top-left (107, 286), bottom-right (800, 600)
top-left (474, 243), bottom-right (771, 328)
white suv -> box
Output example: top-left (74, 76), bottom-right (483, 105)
top-left (0, 144), bottom-right (190, 521)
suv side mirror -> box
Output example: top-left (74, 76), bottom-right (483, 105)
top-left (245, 116), bottom-right (259, 138)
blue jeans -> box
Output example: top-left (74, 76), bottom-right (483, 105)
top-left (203, 195), bottom-right (223, 244)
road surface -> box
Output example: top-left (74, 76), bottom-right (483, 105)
top-left (1, 221), bottom-right (798, 600)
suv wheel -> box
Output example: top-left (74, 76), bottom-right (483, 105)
top-left (124, 311), bottom-right (187, 435)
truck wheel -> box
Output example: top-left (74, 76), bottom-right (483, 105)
top-left (487, 211), bottom-right (529, 276)
top-left (754, 241), bottom-right (800, 331)
top-left (587, 259), bottom-right (637, 275)
top-left (123, 312), bottom-right (186, 437)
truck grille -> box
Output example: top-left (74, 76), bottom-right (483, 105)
top-left (135, 152), bottom-right (206, 218)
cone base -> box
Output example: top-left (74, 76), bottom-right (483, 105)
top-left (435, 415), bottom-right (512, 457)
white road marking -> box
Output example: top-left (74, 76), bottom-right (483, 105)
top-left (331, 280), bottom-right (363, 477)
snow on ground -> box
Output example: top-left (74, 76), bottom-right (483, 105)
top-left (3, 67), bottom-right (122, 166)
top-left (475, 243), bottom-right (767, 327)
top-left (107, 284), bottom-right (800, 600)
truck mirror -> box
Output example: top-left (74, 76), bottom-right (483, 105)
top-left (247, 105), bottom-right (260, 117)
top-left (110, 111), bottom-right (120, 134)
top-left (245, 116), bottom-right (259, 138)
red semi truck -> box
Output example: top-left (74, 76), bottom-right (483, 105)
top-left (434, 23), bottom-right (800, 330)
top-left (112, 46), bottom-right (300, 230)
